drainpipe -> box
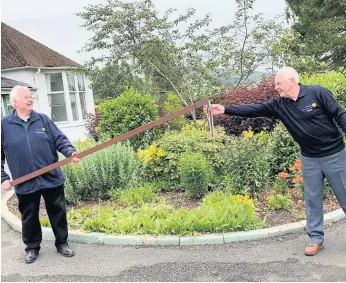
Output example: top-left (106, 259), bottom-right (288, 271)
top-left (33, 68), bottom-right (41, 110)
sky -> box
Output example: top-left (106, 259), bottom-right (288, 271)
top-left (1, 0), bottom-right (288, 65)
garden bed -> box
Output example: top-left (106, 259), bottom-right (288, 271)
top-left (7, 190), bottom-right (201, 221)
top-left (7, 189), bottom-right (340, 233)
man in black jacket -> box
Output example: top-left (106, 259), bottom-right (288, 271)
top-left (1, 86), bottom-right (80, 263)
top-left (207, 67), bottom-right (346, 256)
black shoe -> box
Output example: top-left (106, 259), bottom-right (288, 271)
top-left (24, 249), bottom-right (39, 264)
top-left (57, 245), bottom-right (75, 257)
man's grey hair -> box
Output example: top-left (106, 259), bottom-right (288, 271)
top-left (9, 85), bottom-right (30, 108)
top-left (277, 67), bottom-right (300, 83)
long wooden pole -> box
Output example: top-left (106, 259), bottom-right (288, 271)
top-left (10, 99), bottom-right (208, 186)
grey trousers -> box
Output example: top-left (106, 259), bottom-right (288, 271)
top-left (301, 148), bottom-right (346, 245)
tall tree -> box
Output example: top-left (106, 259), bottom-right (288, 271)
top-left (77, 0), bottom-right (283, 109)
top-left (81, 61), bottom-right (155, 103)
top-left (284, 0), bottom-right (346, 69)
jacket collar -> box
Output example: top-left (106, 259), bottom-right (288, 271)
top-left (7, 110), bottom-right (40, 124)
top-left (298, 83), bottom-right (306, 98)
top-left (285, 83), bottom-right (306, 102)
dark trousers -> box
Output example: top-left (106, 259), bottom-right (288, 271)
top-left (16, 185), bottom-right (68, 252)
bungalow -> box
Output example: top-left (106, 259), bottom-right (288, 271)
top-left (1, 22), bottom-right (95, 141)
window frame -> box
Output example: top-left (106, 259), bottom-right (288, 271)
top-left (1, 92), bottom-right (14, 116)
top-left (45, 71), bottom-right (88, 123)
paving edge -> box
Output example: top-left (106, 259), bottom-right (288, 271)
top-left (2, 190), bottom-right (345, 246)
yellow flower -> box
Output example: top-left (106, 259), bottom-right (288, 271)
top-left (242, 130), bottom-right (254, 138)
top-left (138, 148), bottom-right (153, 164)
top-left (231, 194), bottom-right (254, 208)
top-left (144, 156), bottom-right (152, 163)
top-left (138, 150), bottom-right (145, 158)
top-left (148, 145), bottom-right (156, 155)
top-left (157, 148), bottom-right (165, 157)
top-left (72, 163), bottom-right (79, 169)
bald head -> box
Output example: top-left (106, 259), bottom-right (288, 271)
top-left (274, 67), bottom-right (300, 99)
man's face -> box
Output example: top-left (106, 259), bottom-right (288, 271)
top-left (275, 73), bottom-right (294, 98)
top-left (14, 88), bottom-right (33, 112)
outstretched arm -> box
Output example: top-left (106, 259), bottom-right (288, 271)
top-left (206, 100), bottom-right (277, 118)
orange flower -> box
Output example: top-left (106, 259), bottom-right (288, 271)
top-left (293, 175), bottom-right (304, 184)
top-left (296, 159), bottom-right (302, 168)
top-left (290, 159), bottom-right (302, 172)
top-left (278, 172), bottom-right (290, 179)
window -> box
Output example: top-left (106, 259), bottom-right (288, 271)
top-left (79, 91), bottom-right (87, 119)
top-left (49, 73), bottom-right (64, 92)
top-left (1, 95), bottom-right (14, 116)
top-left (67, 74), bottom-right (76, 91)
top-left (76, 74), bottom-right (87, 119)
top-left (46, 72), bottom-right (88, 122)
top-left (69, 92), bottom-right (79, 121)
top-left (47, 73), bottom-right (67, 122)
top-left (67, 73), bottom-right (87, 120)
top-left (77, 74), bottom-right (85, 91)
top-left (67, 74), bottom-right (79, 121)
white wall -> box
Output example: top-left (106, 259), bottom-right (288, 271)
top-left (2, 68), bottom-right (95, 142)
top-left (1, 69), bottom-right (36, 85)
top-left (57, 121), bottom-right (89, 142)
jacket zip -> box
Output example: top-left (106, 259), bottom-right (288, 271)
top-left (23, 121), bottom-right (41, 188)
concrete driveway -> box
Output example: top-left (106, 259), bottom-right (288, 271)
top-left (2, 215), bottom-right (346, 281)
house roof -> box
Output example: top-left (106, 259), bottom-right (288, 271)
top-left (1, 22), bottom-right (81, 69)
top-left (1, 77), bottom-right (33, 89)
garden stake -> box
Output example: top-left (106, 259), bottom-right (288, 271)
top-left (206, 100), bottom-right (215, 141)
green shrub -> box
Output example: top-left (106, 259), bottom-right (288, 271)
top-left (268, 194), bottom-right (292, 210)
top-left (40, 217), bottom-right (51, 228)
top-left (67, 208), bottom-right (95, 228)
top-left (151, 180), bottom-right (177, 192)
top-left (138, 122), bottom-right (230, 185)
top-left (82, 208), bottom-right (115, 233)
top-left (81, 191), bottom-right (264, 235)
top-left (109, 183), bottom-right (158, 207)
top-left (73, 139), bottom-right (95, 151)
top-left (178, 151), bottom-right (214, 198)
top-left (63, 142), bottom-right (141, 204)
top-left (221, 131), bottom-right (271, 196)
top-left (300, 69), bottom-right (346, 109)
top-left (196, 192), bottom-right (263, 232)
top-left (268, 122), bottom-right (299, 176)
top-left (273, 176), bottom-right (289, 195)
top-left (164, 93), bottom-right (186, 130)
top-left (97, 88), bottom-right (161, 149)
top-left (323, 179), bottom-right (334, 199)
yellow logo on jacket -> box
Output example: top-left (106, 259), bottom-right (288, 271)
top-left (303, 102), bottom-right (318, 112)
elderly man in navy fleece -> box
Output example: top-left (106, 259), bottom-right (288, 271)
top-left (1, 86), bottom-right (80, 263)
top-left (207, 67), bottom-right (346, 256)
